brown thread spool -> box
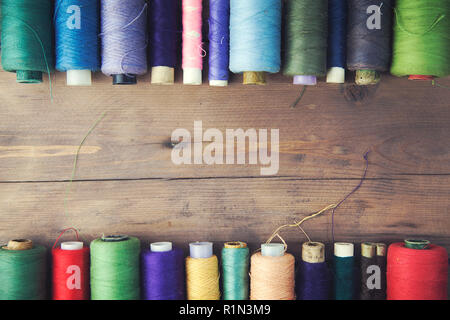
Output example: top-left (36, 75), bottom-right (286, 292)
top-left (302, 242), bottom-right (325, 263)
top-left (2, 239), bottom-right (33, 251)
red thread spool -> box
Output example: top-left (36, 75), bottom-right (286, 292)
top-left (52, 228), bottom-right (90, 300)
top-left (387, 242), bottom-right (448, 300)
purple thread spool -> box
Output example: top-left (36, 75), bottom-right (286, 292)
top-left (141, 242), bottom-right (185, 300)
top-left (209, 0), bottom-right (230, 86)
top-left (149, 0), bottom-right (177, 85)
top-left (297, 242), bottom-right (331, 300)
top-left (100, 0), bottom-right (148, 85)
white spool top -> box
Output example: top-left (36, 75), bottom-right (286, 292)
top-left (189, 241), bottom-right (213, 258)
top-left (150, 242), bottom-right (173, 252)
top-left (293, 75), bottom-right (317, 86)
top-left (209, 80), bottom-right (228, 87)
top-left (326, 67), bottom-right (345, 84)
top-left (61, 241), bottom-right (83, 250)
top-left (183, 68), bottom-right (202, 85)
top-left (334, 242), bottom-right (354, 257)
top-left (261, 243), bottom-right (285, 257)
top-left (67, 70), bottom-right (92, 86)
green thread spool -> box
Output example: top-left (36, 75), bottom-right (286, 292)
top-left (391, 0), bottom-right (450, 79)
top-left (0, 239), bottom-right (47, 300)
top-left (333, 242), bottom-right (355, 300)
top-left (90, 235), bottom-right (141, 300)
top-left (284, 0), bottom-right (328, 84)
top-left (404, 239), bottom-right (430, 250)
top-left (1, 0), bottom-right (54, 83)
top-left (221, 241), bottom-right (250, 300)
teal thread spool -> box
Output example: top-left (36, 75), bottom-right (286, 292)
top-left (221, 241), bottom-right (250, 300)
top-left (90, 235), bottom-right (141, 300)
top-left (1, 0), bottom-right (54, 83)
top-left (333, 242), bottom-right (355, 300)
top-left (0, 239), bottom-right (47, 300)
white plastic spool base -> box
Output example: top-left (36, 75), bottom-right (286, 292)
top-left (183, 68), bottom-right (202, 85)
top-left (326, 67), bottom-right (345, 84)
top-left (334, 242), bottom-right (354, 258)
top-left (261, 243), bottom-right (285, 257)
top-left (293, 75), bottom-right (317, 85)
top-left (189, 242), bottom-right (213, 258)
top-left (67, 70), bottom-right (92, 86)
top-left (61, 241), bottom-right (83, 250)
top-left (209, 80), bottom-right (228, 87)
top-left (151, 242), bottom-right (173, 252)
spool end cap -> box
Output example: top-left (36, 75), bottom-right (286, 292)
top-left (189, 241), bottom-right (213, 258)
top-left (293, 75), bottom-right (317, 86)
top-left (261, 243), bottom-right (285, 257)
top-left (67, 70), bottom-right (92, 86)
top-left (113, 74), bottom-right (137, 85)
top-left (150, 242), bottom-right (173, 252)
top-left (16, 70), bottom-right (43, 83)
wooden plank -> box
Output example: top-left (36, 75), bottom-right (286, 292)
top-left (0, 176), bottom-right (448, 252)
top-left (1, 70), bottom-right (449, 181)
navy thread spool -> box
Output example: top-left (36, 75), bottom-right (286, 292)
top-left (209, 0), bottom-right (230, 87)
top-left (149, 0), bottom-right (177, 85)
top-left (55, 0), bottom-right (100, 86)
top-left (100, 0), bottom-right (148, 85)
top-left (327, 0), bottom-right (347, 83)
top-left (297, 242), bottom-right (331, 300)
top-left (347, 0), bottom-right (393, 85)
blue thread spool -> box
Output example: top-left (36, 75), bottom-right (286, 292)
top-left (55, 0), bottom-right (100, 86)
top-left (229, 0), bottom-right (282, 85)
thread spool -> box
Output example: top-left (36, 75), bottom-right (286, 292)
top-left (52, 240), bottom-right (89, 300)
top-left (230, 0), bottom-right (282, 85)
top-left (150, 0), bottom-right (177, 85)
top-left (142, 241), bottom-right (185, 300)
top-left (297, 242), bottom-right (330, 300)
top-left (391, 0), bottom-right (450, 80)
top-left (90, 235), bottom-right (140, 300)
top-left (387, 240), bottom-right (448, 300)
top-left (284, 0), bottom-right (328, 86)
top-left (360, 242), bottom-right (378, 300)
top-left (0, 239), bottom-right (47, 300)
top-left (1, 0), bottom-right (54, 83)
top-left (327, 0), bottom-right (347, 83)
top-left (100, 0), bottom-right (148, 85)
top-left (250, 243), bottom-right (295, 300)
top-left (186, 242), bottom-right (220, 300)
top-left (182, 0), bottom-right (203, 85)
top-left (209, 0), bottom-right (230, 86)
top-left (347, 0), bottom-right (393, 85)
top-left (333, 242), bottom-right (355, 300)
top-left (221, 241), bottom-right (249, 300)
top-left (55, 0), bottom-right (100, 86)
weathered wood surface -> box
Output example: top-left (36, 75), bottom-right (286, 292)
top-left (0, 68), bottom-right (449, 253)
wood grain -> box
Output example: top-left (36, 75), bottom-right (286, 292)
top-left (0, 67), bottom-right (449, 252)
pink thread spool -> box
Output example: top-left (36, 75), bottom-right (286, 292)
top-left (182, 0), bottom-right (203, 85)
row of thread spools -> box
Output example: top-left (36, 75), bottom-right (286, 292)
top-left (0, 234), bottom-right (447, 300)
top-left (1, 0), bottom-right (449, 87)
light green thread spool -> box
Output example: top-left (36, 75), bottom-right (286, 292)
top-left (90, 235), bottom-right (141, 300)
top-left (391, 0), bottom-right (450, 78)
